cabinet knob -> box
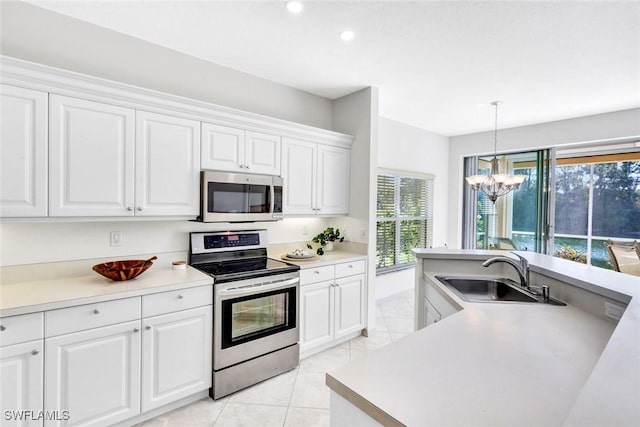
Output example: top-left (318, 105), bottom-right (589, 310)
top-left (177, 294), bottom-right (184, 299)
top-left (32, 349), bottom-right (40, 356)
top-left (245, 165), bottom-right (250, 169)
top-left (348, 264), bottom-right (354, 268)
top-left (0, 325), bottom-right (6, 331)
top-left (126, 206), bottom-right (133, 211)
top-left (314, 270), bottom-right (320, 274)
top-left (93, 309), bottom-right (100, 315)
top-left (137, 207), bottom-right (143, 211)
top-left (317, 208), bottom-right (321, 212)
top-left (133, 328), bottom-right (140, 333)
top-left (145, 325), bottom-right (152, 330)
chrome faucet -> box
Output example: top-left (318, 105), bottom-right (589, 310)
top-left (482, 252), bottom-right (530, 290)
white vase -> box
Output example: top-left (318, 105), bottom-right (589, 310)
top-left (324, 242), bottom-right (334, 252)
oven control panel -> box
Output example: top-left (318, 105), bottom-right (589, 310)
top-left (205, 233), bottom-right (260, 249)
top-left (190, 230), bottom-right (267, 254)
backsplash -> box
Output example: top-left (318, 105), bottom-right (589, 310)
top-left (0, 217), bottom-right (333, 267)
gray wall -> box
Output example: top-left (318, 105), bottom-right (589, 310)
top-left (0, 1), bottom-right (333, 130)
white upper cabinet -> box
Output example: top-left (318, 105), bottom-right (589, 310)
top-left (282, 138), bottom-right (349, 216)
top-left (0, 85), bottom-right (48, 217)
top-left (49, 95), bottom-right (135, 217)
top-left (281, 139), bottom-right (316, 215)
top-left (135, 111), bottom-right (200, 216)
top-left (316, 145), bottom-right (350, 215)
top-left (49, 95), bottom-right (200, 217)
top-left (245, 131), bottom-right (281, 175)
top-left (201, 123), bottom-right (281, 175)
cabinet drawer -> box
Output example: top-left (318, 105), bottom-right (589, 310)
top-left (0, 312), bottom-right (44, 346)
top-left (300, 265), bottom-right (335, 285)
top-left (45, 297), bottom-right (141, 337)
top-left (142, 285), bottom-right (212, 318)
top-left (335, 260), bottom-right (366, 278)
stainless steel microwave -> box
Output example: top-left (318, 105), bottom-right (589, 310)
top-left (199, 171), bottom-right (284, 222)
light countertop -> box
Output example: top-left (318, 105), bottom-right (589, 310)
top-left (0, 263), bottom-right (213, 317)
top-left (327, 249), bottom-right (640, 427)
top-left (277, 251), bottom-right (366, 269)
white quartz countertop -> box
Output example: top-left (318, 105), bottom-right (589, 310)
top-left (276, 251), bottom-right (366, 269)
top-left (327, 249), bottom-right (640, 427)
top-left (0, 264), bottom-right (213, 317)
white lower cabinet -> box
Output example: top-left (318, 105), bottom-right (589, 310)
top-left (44, 321), bottom-right (141, 427)
top-left (38, 286), bottom-right (213, 426)
top-left (1, 312), bottom-right (45, 427)
top-left (0, 340), bottom-right (44, 427)
top-left (300, 260), bottom-right (366, 355)
top-left (141, 306), bottom-right (212, 412)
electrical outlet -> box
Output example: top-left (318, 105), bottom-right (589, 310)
top-left (359, 229), bottom-right (366, 238)
top-left (302, 225), bottom-right (308, 236)
top-left (110, 231), bottom-right (122, 247)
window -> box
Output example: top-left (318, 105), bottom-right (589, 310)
top-left (376, 171), bottom-right (434, 272)
top-left (554, 153), bottom-right (640, 268)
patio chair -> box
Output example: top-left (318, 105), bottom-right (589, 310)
top-left (605, 240), bottom-right (640, 276)
top-left (488, 237), bottom-right (518, 250)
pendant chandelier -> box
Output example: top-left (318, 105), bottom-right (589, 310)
top-left (465, 101), bottom-right (526, 203)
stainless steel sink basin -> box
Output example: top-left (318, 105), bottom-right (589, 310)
top-left (435, 276), bottom-right (539, 303)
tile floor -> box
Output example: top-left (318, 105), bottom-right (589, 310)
top-left (141, 289), bottom-right (414, 427)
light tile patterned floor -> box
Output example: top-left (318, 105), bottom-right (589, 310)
top-left (141, 290), bottom-right (414, 427)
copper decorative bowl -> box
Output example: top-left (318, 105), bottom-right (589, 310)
top-left (92, 256), bottom-right (157, 281)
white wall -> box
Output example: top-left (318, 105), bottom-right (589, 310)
top-left (447, 108), bottom-right (640, 247)
top-left (374, 117), bottom-right (450, 301)
top-left (0, 218), bottom-right (332, 266)
top-left (331, 87), bottom-right (379, 328)
top-left (0, 1), bottom-right (333, 130)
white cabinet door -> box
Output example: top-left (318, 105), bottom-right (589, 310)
top-left (135, 111), bottom-right (200, 216)
top-left (0, 340), bottom-right (44, 427)
top-left (201, 123), bottom-right (244, 172)
top-left (281, 139), bottom-right (316, 215)
top-left (300, 281), bottom-right (334, 352)
top-left (334, 275), bottom-right (365, 340)
top-left (245, 131), bottom-right (281, 175)
top-left (141, 306), bottom-right (212, 412)
top-left (316, 145), bottom-right (349, 215)
top-left (0, 85), bottom-right (48, 217)
top-left (44, 321), bottom-right (141, 427)
top-left (49, 95), bottom-right (135, 217)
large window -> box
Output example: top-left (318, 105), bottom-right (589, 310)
top-left (554, 154), bottom-right (640, 268)
top-left (376, 171), bottom-right (434, 272)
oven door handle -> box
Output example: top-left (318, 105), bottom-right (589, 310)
top-left (217, 277), bottom-right (299, 297)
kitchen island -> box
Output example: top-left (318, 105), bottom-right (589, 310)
top-left (326, 249), bottom-right (640, 426)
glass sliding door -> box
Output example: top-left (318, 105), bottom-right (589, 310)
top-left (462, 149), bottom-right (552, 253)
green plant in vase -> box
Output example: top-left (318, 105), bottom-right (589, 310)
top-left (307, 227), bottom-right (344, 255)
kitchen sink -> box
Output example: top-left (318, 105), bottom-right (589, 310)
top-left (436, 276), bottom-right (543, 303)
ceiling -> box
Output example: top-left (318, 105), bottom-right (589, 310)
top-left (23, 1), bottom-right (640, 136)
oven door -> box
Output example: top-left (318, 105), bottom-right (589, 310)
top-left (214, 272), bottom-right (299, 370)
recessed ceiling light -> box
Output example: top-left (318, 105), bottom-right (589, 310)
top-left (340, 30), bottom-right (355, 41)
top-left (285, 1), bottom-right (303, 14)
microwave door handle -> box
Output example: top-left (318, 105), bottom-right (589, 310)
top-left (270, 182), bottom-right (275, 214)
top-left (217, 277), bottom-right (300, 297)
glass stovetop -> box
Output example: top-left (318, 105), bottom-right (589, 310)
top-left (193, 257), bottom-right (299, 282)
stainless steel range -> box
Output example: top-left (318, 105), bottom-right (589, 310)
top-left (189, 230), bottom-right (300, 399)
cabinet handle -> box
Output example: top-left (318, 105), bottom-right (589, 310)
top-left (0, 325), bottom-right (6, 331)
top-left (145, 325), bottom-right (152, 330)
top-left (93, 309), bottom-right (100, 315)
top-left (178, 294), bottom-right (184, 299)
top-left (133, 328), bottom-right (140, 333)
top-left (32, 349), bottom-right (40, 356)
top-left (126, 206), bottom-right (133, 211)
